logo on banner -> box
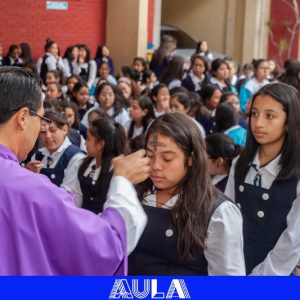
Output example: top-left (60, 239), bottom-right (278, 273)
top-left (109, 279), bottom-right (191, 299)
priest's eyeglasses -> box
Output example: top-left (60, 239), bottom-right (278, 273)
top-left (29, 110), bottom-right (52, 133)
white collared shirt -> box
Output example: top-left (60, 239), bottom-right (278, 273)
top-left (143, 192), bottom-right (245, 275)
top-left (245, 77), bottom-right (269, 95)
top-left (43, 52), bottom-right (65, 73)
top-left (225, 152), bottom-right (300, 275)
top-left (81, 103), bottom-right (130, 128)
top-left (189, 71), bottom-right (204, 92)
top-left (210, 77), bottom-right (227, 90)
top-left (62, 58), bottom-right (78, 78)
top-left (8, 56), bottom-right (23, 65)
top-left (123, 121), bottom-right (144, 139)
top-left (212, 174), bottom-right (228, 186)
top-left (76, 59), bottom-right (97, 88)
top-left (106, 107), bottom-right (130, 127)
top-left (32, 137), bottom-right (85, 188)
top-left (62, 157), bottom-right (101, 208)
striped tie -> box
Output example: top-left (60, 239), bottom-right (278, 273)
top-left (251, 163), bottom-right (262, 187)
top-left (47, 156), bottom-right (53, 168)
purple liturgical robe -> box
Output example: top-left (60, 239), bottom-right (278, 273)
top-left (0, 144), bottom-right (128, 275)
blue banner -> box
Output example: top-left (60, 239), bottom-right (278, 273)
top-left (0, 276), bottom-right (298, 299)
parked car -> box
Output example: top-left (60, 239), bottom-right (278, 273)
top-left (160, 24), bottom-right (225, 63)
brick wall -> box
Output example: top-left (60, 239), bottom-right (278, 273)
top-left (147, 0), bottom-right (154, 47)
top-left (0, 0), bottom-right (106, 61)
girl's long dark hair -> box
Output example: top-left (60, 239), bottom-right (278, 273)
top-left (215, 103), bottom-right (237, 132)
top-left (78, 118), bottom-right (125, 196)
top-left (137, 112), bottom-right (219, 259)
top-left (128, 96), bottom-right (155, 140)
top-left (235, 82), bottom-right (300, 181)
top-left (206, 133), bottom-right (241, 170)
top-left (94, 82), bottom-right (125, 117)
top-left (160, 55), bottom-right (184, 86)
top-left (61, 100), bottom-right (81, 130)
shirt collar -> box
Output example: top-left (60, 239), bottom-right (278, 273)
top-left (106, 107), bottom-right (115, 117)
top-left (9, 57), bottom-right (23, 64)
top-left (143, 191), bottom-right (178, 209)
top-left (210, 77), bottom-right (221, 85)
top-left (189, 71), bottom-right (204, 84)
top-left (252, 151), bottom-right (281, 177)
top-left (39, 137), bottom-right (72, 156)
top-left (212, 174), bottom-right (227, 185)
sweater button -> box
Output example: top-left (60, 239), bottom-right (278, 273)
top-left (239, 185), bottom-right (244, 192)
top-left (165, 229), bottom-right (173, 237)
top-left (257, 211), bottom-right (264, 218)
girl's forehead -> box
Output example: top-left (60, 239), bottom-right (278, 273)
top-left (79, 86), bottom-right (89, 92)
top-left (131, 99), bottom-right (139, 105)
top-left (252, 94), bottom-right (284, 110)
top-left (158, 87), bottom-right (169, 93)
top-left (147, 133), bottom-right (174, 147)
top-left (65, 107), bottom-right (74, 113)
top-left (227, 94), bottom-right (239, 101)
top-left (102, 85), bottom-right (113, 92)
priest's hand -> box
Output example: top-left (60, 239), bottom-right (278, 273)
top-left (112, 149), bottom-right (150, 184)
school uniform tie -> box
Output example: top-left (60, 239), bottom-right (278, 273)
top-left (251, 163), bottom-right (262, 187)
top-left (46, 156), bottom-right (54, 168)
top-left (88, 165), bottom-right (96, 179)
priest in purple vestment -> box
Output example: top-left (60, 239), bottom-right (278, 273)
top-left (0, 67), bottom-right (150, 275)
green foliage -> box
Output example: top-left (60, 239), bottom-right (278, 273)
top-left (282, 19), bottom-right (294, 28)
top-left (266, 19), bottom-right (274, 28)
top-left (278, 38), bottom-right (289, 50)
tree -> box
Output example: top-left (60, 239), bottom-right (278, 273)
top-left (267, 0), bottom-right (300, 67)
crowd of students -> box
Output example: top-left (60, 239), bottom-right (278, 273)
top-left (1, 36), bottom-right (300, 275)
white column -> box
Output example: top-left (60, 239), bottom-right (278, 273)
top-left (242, 0), bottom-right (271, 63)
top-left (153, 0), bottom-right (162, 49)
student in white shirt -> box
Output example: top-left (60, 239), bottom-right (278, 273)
top-left (182, 54), bottom-right (209, 92)
top-left (225, 82), bottom-right (300, 275)
top-left (239, 59), bottom-right (270, 113)
top-left (62, 45), bottom-right (79, 78)
top-left (62, 118), bottom-right (125, 211)
top-left (170, 91), bottom-right (206, 139)
top-left (209, 58), bottom-right (232, 92)
top-left (150, 83), bottom-right (171, 118)
top-left (206, 133), bottom-right (241, 192)
top-left (26, 109), bottom-right (85, 187)
top-left (81, 82), bottom-right (130, 128)
top-left (124, 96), bottom-right (155, 141)
top-left (38, 39), bottom-right (65, 85)
top-left (77, 44), bottom-right (97, 89)
top-left (129, 112), bottom-right (245, 275)
top-left (2, 44), bottom-right (23, 67)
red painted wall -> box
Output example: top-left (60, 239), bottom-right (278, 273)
top-left (0, 0), bottom-right (106, 61)
top-left (268, 0), bottom-right (300, 65)
top-left (147, 0), bottom-right (154, 47)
